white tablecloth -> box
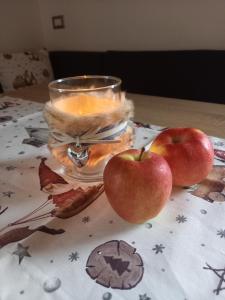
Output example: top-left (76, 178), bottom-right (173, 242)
top-left (0, 96), bottom-right (225, 300)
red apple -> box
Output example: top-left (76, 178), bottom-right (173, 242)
top-left (103, 149), bottom-right (172, 223)
top-left (150, 128), bottom-right (214, 187)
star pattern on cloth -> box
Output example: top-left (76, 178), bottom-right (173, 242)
top-left (68, 251), bottom-right (79, 262)
top-left (152, 244), bottom-right (165, 254)
top-left (217, 229), bottom-right (225, 238)
top-left (2, 191), bottom-right (15, 198)
top-left (13, 243), bottom-right (31, 264)
top-left (176, 215), bottom-right (187, 223)
top-left (139, 293), bottom-right (151, 300)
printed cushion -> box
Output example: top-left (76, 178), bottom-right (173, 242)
top-left (0, 49), bottom-right (54, 92)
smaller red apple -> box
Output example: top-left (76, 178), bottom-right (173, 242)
top-left (150, 128), bottom-right (214, 187)
top-left (103, 148), bottom-right (172, 223)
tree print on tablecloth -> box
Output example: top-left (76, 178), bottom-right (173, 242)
top-left (0, 158), bottom-right (104, 249)
top-left (86, 240), bottom-right (144, 289)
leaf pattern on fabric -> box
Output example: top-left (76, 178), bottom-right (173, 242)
top-left (0, 227), bottom-right (34, 248)
top-left (0, 226), bottom-right (65, 248)
top-left (0, 158), bottom-right (104, 249)
top-left (214, 149), bottom-right (225, 163)
top-left (39, 158), bottom-right (69, 194)
top-left (51, 184), bottom-right (104, 219)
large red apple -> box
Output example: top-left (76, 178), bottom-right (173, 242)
top-left (150, 128), bottom-right (214, 187)
top-left (103, 149), bottom-right (172, 223)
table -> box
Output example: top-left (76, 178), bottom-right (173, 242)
top-left (4, 83), bottom-right (225, 138)
top-left (0, 89), bottom-right (225, 300)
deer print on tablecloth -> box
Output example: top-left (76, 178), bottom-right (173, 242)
top-left (190, 165), bottom-right (225, 203)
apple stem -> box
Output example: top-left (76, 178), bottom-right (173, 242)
top-left (139, 147), bottom-right (145, 161)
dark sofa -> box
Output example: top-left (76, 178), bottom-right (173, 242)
top-left (49, 50), bottom-right (225, 104)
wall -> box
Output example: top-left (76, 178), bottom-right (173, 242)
top-left (0, 0), bottom-right (44, 52)
top-left (38, 0), bottom-right (225, 51)
top-left (1, 1), bottom-right (225, 52)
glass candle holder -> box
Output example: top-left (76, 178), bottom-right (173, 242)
top-left (45, 75), bottom-right (134, 182)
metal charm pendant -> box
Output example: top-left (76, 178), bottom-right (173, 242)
top-left (67, 144), bottom-right (89, 168)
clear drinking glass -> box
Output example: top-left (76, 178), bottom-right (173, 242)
top-left (46, 75), bottom-right (133, 182)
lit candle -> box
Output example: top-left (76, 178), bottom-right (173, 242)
top-left (46, 76), bottom-right (133, 182)
top-left (51, 94), bottom-right (125, 173)
top-left (53, 94), bottom-right (120, 116)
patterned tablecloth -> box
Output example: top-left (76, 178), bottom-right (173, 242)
top-left (0, 96), bottom-right (225, 300)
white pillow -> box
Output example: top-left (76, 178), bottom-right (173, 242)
top-left (0, 49), bottom-right (54, 92)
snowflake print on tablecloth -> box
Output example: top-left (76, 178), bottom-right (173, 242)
top-left (2, 191), bottom-right (15, 198)
top-left (68, 252), bottom-right (79, 262)
top-left (217, 229), bottom-right (225, 238)
top-left (139, 293), bottom-right (151, 300)
top-left (176, 215), bottom-right (187, 223)
top-left (82, 216), bottom-right (90, 223)
top-left (152, 244), bottom-right (165, 254)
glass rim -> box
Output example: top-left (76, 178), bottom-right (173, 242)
top-left (48, 75), bottom-right (122, 93)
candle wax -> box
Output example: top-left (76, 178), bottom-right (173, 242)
top-left (53, 94), bottom-right (120, 115)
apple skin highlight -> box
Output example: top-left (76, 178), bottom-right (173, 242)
top-left (103, 149), bottom-right (172, 224)
top-left (150, 128), bottom-right (214, 187)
